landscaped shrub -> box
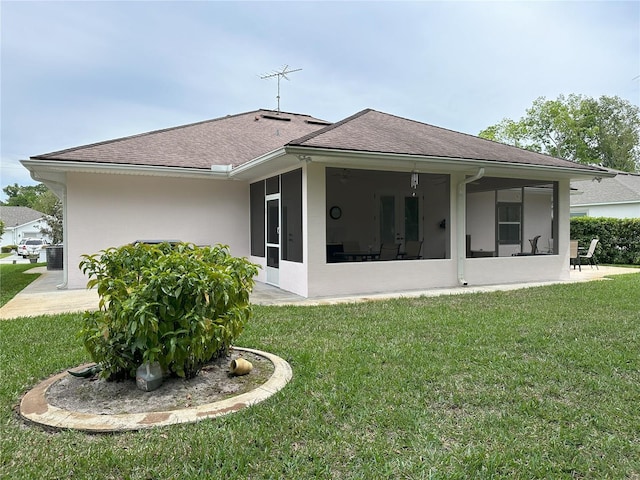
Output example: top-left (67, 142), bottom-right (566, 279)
top-left (79, 242), bottom-right (259, 380)
top-left (1, 245), bottom-right (17, 253)
top-left (570, 217), bottom-right (640, 265)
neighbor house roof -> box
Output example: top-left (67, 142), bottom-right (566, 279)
top-left (32, 110), bottom-right (332, 169)
top-left (30, 107), bottom-right (606, 175)
top-left (571, 169), bottom-right (640, 206)
top-left (288, 109), bottom-right (604, 172)
top-left (0, 206), bottom-right (45, 227)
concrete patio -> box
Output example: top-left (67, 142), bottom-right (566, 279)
top-left (1, 258), bottom-right (636, 320)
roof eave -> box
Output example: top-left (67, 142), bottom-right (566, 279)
top-left (228, 147), bottom-right (292, 180)
top-left (571, 200), bottom-right (640, 207)
top-left (21, 158), bottom-right (231, 180)
top-left (282, 146), bottom-right (616, 179)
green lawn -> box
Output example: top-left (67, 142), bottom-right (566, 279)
top-left (1, 274), bottom-right (639, 479)
top-left (0, 263), bottom-right (43, 307)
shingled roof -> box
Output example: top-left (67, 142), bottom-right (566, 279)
top-left (32, 110), bottom-right (332, 169)
top-left (0, 206), bottom-right (45, 227)
top-left (288, 109), bottom-right (603, 172)
top-left (31, 107), bottom-right (605, 174)
top-left (571, 169), bottom-right (640, 205)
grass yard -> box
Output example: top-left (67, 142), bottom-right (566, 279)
top-left (0, 263), bottom-right (43, 307)
top-left (1, 274), bottom-right (639, 479)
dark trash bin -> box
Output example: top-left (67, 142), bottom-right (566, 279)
top-left (46, 245), bottom-right (63, 270)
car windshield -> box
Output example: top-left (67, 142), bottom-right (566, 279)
top-left (26, 240), bottom-right (42, 245)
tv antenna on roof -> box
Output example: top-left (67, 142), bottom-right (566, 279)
top-left (260, 65), bottom-right (302, 114)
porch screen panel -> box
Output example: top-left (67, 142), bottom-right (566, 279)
top-left (250, 181), bottom-right (265, 257)
top-left (404, 196), bottom-right (419, 242)
top-left (380, 195), bottom-right (395, 244)
top-left (281, 168), bottom-right (303, 263)
top-left (266, 175), bottom-right (279, 195)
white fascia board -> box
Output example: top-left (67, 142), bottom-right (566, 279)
top-left (21, 159), bottom-right (229, 180)
top-left (282, 146), bottom-right (615, 180)
top-left (228, 147), bottom-right (288, 179)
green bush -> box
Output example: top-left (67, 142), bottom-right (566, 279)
top-left (79, 242), bottom-right (259, 380)
top-left (1, 245), bottom-right (17, 253)
top-left (570, 217), bottom-right (640, 265)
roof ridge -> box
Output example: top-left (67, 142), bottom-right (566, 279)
top-left (296, 108), bottom-right (606, 173)
top-left (287, 109), bottom-right (373, 145)
top-left (33, 109), bottom-right (324, 160)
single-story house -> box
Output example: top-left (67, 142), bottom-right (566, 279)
top-left (0, 206), bottom-right (49, 247)
top-left (21, 108), bottom-right (613, 297)
top-left (571, 168), bottom-right (640, 218)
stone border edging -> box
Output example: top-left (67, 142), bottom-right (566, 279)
top-left (19, 347), bottom-right (292, 433)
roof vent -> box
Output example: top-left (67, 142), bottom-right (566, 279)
top-left (261, 114), bottom-right (291, 121)
top-left (305, 120), bottom-right (332, 126)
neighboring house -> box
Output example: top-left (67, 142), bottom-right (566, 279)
top-left (0, 206), bottom-right (49, 247)
top-left (21, 108), bottom-right (612, 296)
top-left (570, 168), bottom-right (640, 218)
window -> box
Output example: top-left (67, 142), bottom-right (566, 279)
top-left (497, 203), bottom-right (521, 245)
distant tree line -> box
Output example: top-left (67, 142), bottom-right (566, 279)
top-left (479, 94), bottom-right (640, 173)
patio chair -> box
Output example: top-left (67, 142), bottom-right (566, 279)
top-left (569, 240), bottom-right (581, 271)
top-left (529, 235), bottom-right (541, 254)
top-left (403, 240), bottom-right (423, 260)
top-left (378, 243), bottom-right (400, 261)
top-left (580, 239), bottom-right (599, 270)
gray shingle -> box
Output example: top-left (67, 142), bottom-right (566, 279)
top-left (571, 171), bottom-right (640, 205)
top-left (289, 109), bottom-right (603, 171)
top-left (33, 110), bottom-right (331, 169)
top-left (0, 206), bottom-right (45, 227)
top-left (32, 107), bottom-right (606, 173)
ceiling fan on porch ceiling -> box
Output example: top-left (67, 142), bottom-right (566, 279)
top-left (329, 168), bottom-right (351, 184)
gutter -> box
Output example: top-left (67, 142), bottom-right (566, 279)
top-left (456, 168), bottom-right (485, 286)
top-left (228, 147), bottom-right (287, 178)
top-left (282, 146), bottom-right (614, 179)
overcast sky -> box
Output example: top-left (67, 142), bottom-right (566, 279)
top-left (2, 1), bottom-right (638, 200)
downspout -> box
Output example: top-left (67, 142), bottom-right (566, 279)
top-left (456, 168), bottom-right (485, 286)
top-left (29, 172), bottom-right (68, 289)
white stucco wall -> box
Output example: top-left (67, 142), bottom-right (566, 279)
top-left (570, 202), bottom-right (640, 219)
top-left (65, 172), bottom-right (249, 289)
top-left (467, 191), bottom-right (495, 252)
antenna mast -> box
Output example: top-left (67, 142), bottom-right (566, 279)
top-left (260, 65), bottom-right (302, 113)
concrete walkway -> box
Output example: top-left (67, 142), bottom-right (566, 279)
top-left (1, 263), bottom-right (637, 320)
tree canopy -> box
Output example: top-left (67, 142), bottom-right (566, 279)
top-left (479, 94), bottom-right (640, 172)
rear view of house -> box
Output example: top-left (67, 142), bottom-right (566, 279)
top-left (22, 108), bottom-right (612, 297)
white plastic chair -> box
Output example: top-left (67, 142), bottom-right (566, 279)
top-left (580, 239), bottom-right (599, 269)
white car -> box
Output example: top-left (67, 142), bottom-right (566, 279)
top-left (18, 238), bottom-right (47, 258)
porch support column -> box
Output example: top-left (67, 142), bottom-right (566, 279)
top-left (456, 168), bottom-right (484, 286)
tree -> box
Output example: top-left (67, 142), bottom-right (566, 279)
top-left (0, 220), bottom-right (5, 238)
top-left (1, 183), bottom-right (51, 211)
top-left (479, 94), bottom-right (640, 172)
top-left (40, 200), bottom-right (63, 244)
